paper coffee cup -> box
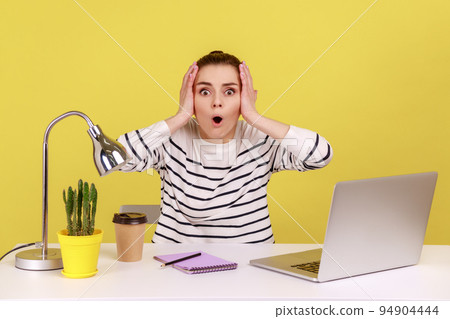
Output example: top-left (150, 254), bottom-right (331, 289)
top-left (113, 213), bottom-right (148, 262)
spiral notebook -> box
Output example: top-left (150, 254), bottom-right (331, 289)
top-left (154, 251), bottom-right (238, 274)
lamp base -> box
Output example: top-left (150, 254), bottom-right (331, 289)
top-left (15, 248), bottom-right (63, 271)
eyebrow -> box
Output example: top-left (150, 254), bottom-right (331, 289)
top-left (196, 81), bottom-right (239, 87)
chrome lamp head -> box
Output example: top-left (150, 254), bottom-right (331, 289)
top-left (15, 111), bottom-right (130, 271)
top-left (88, 125), bottom-right (130, 176)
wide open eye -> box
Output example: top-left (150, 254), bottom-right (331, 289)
top-left (225, 89), bottom-right (235, 96)
top-left (200, 89), bottom-right (210, 96)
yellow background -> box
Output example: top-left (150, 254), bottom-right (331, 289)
top-left (1, 0), bottom-right (449, 256)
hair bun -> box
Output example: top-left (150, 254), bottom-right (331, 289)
top-left (197, 51), bottom-right (241, 70)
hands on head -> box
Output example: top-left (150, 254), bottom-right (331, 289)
top-left (178, 61), bottom-right (259, 125)
top-left (177, 62), bottom-right (199, 121)
top-left (168, 59), bottom-right (289, 140)
top-left (239, 61), bottom-right (259, 125)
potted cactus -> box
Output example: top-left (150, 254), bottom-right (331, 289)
top-left (57, 179), bottom-right (103, 278)
top-left (63, 179), bottom-right (98, 236)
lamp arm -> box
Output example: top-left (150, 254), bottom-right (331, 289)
top-left (43, 111), bottom-right (94, 144)
top-left (41, 111), bottom-right (95, 256)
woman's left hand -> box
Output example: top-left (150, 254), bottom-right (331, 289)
top-left (239, 62), bottom-right (259, 125)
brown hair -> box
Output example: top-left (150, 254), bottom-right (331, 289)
top-left (196, 50), bottom-right (241, 73)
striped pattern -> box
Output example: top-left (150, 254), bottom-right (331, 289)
top-left (117, 119), bottom-right (332, 243)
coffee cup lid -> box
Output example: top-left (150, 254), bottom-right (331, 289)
top-left (113, 213), bottom-right (148, 225)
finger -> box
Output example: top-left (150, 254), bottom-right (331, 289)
top-left (183, 63), bottom-right (196, 87)
top-left (243, 61), bottom-right (254, 89)
top-left (239, 64), bottom-right (247, 89)
top-left (243, 61), bottom-right (252, 80)
top-left (240, 63), bottom-right (250, 88)
top-left (240, 63), bottom-right (253, 98)
top-left (190, 64), bottom-right (198, 84)
top-left (182, 63), bottom-right (194, 83)
top-left (180, 67), bottom-right (197, 102)
top-left (182, 62), bottom-right (197, 88)
top-left (187, 64), bottom-right (198, 94)
top-left (180, 63), bottom-right (197, 103)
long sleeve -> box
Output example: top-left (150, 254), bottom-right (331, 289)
top-left (117, 120), bottom-right (171, 173)
top-left (271, 125), bottom-right (333, 172)
top-left (115, 120), bottom-right (332, 244)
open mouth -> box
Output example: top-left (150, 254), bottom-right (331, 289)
top-left (212, 116), bottom-right (223, 125)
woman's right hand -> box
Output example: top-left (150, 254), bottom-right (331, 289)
top-left (177, 62), bottom-right (198, 122)
top-left (165, 62), bottom-right (198, 134)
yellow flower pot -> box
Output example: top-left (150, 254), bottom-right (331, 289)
top-left (57, 229), bottom-right (103, 279)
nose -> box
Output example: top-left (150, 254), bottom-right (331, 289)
top-left (212, 94), bottom-right (222, 108)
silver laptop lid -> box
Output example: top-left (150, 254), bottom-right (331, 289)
top-left (318, 172), bottom-right (438, 282)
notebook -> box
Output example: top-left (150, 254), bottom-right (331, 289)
top-left (154, 251), bottom-right (238, 274)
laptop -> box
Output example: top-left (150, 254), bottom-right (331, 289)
top-left (250, 172), bottom-right (438, 282)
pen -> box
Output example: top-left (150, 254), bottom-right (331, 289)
top-left (161, 252), bottom-right (202, 268)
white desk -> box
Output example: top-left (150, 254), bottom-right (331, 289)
top-left (1, 244), bottom-right (449, 300)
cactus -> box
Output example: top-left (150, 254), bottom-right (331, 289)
top-left (73, 190), bottom-right (78, 235)
top-left (90, 183), bottom-right (97, 235)
top-left (77, 179), bottom-right (83, 232)
top-left (62, 180), bottom-right (98, 236)
top-left (64, 187), bottom-right (74, 236)
top-left (82, 182), bottom-right (89, 235)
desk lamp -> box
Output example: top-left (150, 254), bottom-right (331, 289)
top-left (15, 111), bottom-right (131, 271)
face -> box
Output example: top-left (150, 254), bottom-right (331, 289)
top-left (194, 64), bottom-right (241, 143)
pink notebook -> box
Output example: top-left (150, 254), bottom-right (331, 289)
top-left (153, 251), bottom-right (238, 274)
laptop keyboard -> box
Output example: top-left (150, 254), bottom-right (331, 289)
top-left (291, 261), bottom-right (320, 274)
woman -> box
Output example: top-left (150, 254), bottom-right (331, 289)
top-left (118, 51), bottom-right (332, 243)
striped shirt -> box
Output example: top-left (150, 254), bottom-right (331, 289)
top-left (117, 119), bottom-right (332, 243)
